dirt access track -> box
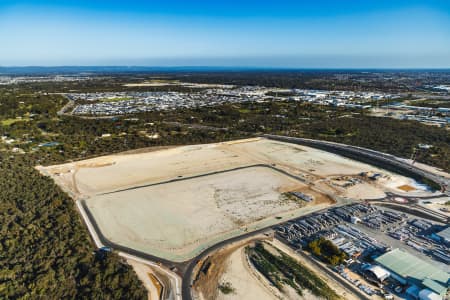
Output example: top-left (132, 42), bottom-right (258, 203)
top-left (39, 138), bottom-right (419, 262)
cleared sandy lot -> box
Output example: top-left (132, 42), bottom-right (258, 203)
top-left (46, 144), bottom-right (253, 196)
top-left (40, 138), bottom-right (421, 198)
top-left (40, 138), bottom-right (427, 262)
top-left (84, 166), bottom-right (317, 261)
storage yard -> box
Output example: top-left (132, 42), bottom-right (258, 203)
top-left (39, 138), bottom-right (432, 263)
top-left (276, 203), bottom-right (449, 299)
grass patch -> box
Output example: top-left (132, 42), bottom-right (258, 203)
top-left (1, 118), bottom-right (29, 126)
top-left (280, 192), bottom-right (308, 205)
top-left (218, 282), bottom-right (235, 295)
top-left (100, 97), bottom-right (134, 102)
top-left (148, 79), bottom-right (181, 84)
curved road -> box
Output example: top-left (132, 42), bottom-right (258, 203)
top-left (77, 162), bottom-right (348, 299)
top-left (75, 136), bottom-right (449, 299)
top-left (263, 134), bottom-right (450, 194)
top-left (179, 203), bottom-right (352, 300)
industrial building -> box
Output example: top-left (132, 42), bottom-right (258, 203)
top-left (375, 249), bottom-right (449, 299)
top-left (435, 227), bottom-right (450, 245)
top-left (362, 265), bottom-right (391, 285)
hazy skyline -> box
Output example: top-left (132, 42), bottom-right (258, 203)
top-left (1, 0), bottom-right (450, 68)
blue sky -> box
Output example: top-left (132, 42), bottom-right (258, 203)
top-left (0, 0), bottom-right (449, 67)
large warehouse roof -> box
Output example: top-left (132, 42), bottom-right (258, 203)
top-left (365, 265), bottom-right (390, 281)
top-left (375, 249), bottom-right (449, 289)
top-left (422, 278), bottom-right (448, 296)
top-left (419, 289), bottom-right (443, 300)
top-left (436, 226), bottom-right (450, 242)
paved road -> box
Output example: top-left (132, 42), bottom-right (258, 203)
top-left (77, 135), bottom-right (450, 299)
top-left (180, 201), bottom-right (355, 300)
top-left (181, 227), bottom-right (275, 300)
top-left (77, 200), bottom-right (184, 299)
top-left (79, 162), bottom-right (345, 298)
top-left (56, 99), bottom-right (75, 116)
top-left (263, 134), bottom-right (450, 194)
top-left (119, 252), bottom-right (182, 300)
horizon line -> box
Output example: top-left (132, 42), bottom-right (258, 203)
top-left (1, 65), bottom-right (450, 71)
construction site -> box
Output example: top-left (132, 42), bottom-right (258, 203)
top-left (38, 138), bottom-right (433, 263)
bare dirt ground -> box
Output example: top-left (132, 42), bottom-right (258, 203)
top-left (208, 239), bottom-right (356, 300)
top-left (343, 183), bottom-right (386, 200)
top-left (192, 233), bottom-right (273, 300)
top-left (84, 166), bottom-right (325, 262)
top-left (397, 184), bottom-right (416, 192)
top-left (39, 138), bottom-right (427, 262)
top-left (127, 259), bottom-right (162, 300)
top-left (40, 138), bottom-right (420, 198)
top-left (216, 246), bottom-right (279, 300)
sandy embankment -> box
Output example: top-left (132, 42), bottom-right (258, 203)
top-left (268, 240), bottom-right (362, 300)
top-left (218, 241), bottom-right (358, 300)
top-left (217, 246), bottom-right (279, 300)
top-left (127, 259), bottom-right (162, 300)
